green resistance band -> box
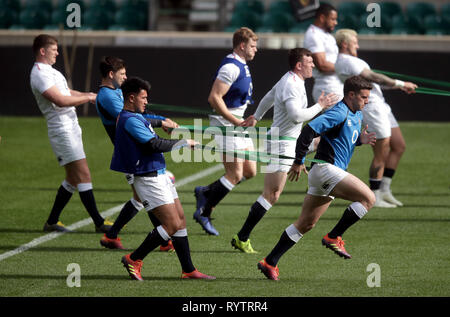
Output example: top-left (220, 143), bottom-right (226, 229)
top-left (171, 125), bottom-right (297, 141)
top-left (192, 144), bottom-right (327, 165)
top-left (373, 69), bottom-right (450, 88)
top-left (414, 87), bottom-right (450, 97)
top-left (148, 103), bottom-right (212, 115)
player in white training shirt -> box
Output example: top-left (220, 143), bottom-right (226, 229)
top-left (230, 48), bottom-right (339, 253)
top-left (334, 29), bottom-right (417, 207)
top-left (30, 34), bottom-right (112, 233)
top-left (304, 3), bottom-right (343, 102)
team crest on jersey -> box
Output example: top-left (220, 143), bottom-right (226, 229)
top-left (347, 119), bottom-right (352, 127)
top-left (244, 65), bottom-right (250, 77)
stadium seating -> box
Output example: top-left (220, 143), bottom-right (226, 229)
top-left (289, 18), bottom-right (313, 33)
top-left (228, 10), bottom-right (262, 31)
top-left (268, 0), bottom-right (292, 14)
top-left (257, 10), bottom-right (295, 33)
top-left (234, 0), bottom-right (265, 15)
top-left (110, 6), bottom-right (148, 30)
top-left (16, 9), bottom-right (50, 29)
top-left (56, 0), bottom-right (86, 12)
top-left (23, 0), bottom-right (53, 12)
top-left (379, 1), bottom-right (402, 18)
top-left (89, 0), bottom-right (117, 14)
top-left (82, 7), bottom-right (114, 30)
top-left (121, 0), bottom-right (149, 13)
top-left (337, 1), bottom-right (366, 17)
top-left (0, 0), bottom-right (20, 12)
top-left (0, 8), bottom-right (18, 29)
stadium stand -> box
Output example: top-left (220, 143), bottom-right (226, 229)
top-left (0, 0), bottom-right (449, 35)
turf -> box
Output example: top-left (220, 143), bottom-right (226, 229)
top-left (0, 116), bottom-right (449, 297)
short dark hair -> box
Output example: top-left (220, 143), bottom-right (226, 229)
top-left (33, 34), bottom-right (58, 56)
top-left (288, 48), bottom-right (312, 70)
top-left (99, 56), bottom-right (126, 78)
top-left (121, 77), bottom-right (151, 101)
top-left (315, 3), bottom-right (337, 19)
top-left (344, 75), bottom-right (373, 96)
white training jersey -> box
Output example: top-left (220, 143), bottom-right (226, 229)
top-left (253, 71), bottom-right (323, 138)
top-left (334, 53), bottom-right (386, 106)
top-left (30, 62), bottom-right (77, 129)
top-left (303, 24), bottom-right (343, 96)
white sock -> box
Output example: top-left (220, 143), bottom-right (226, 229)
top-left (380, 176), bottom-right (392, 192)
top-left (62, 180), bottom-right (76, 193)
top-left (219, 176), bottom-right (235, 191)
top-left (285, 224), bottom-right (303, 243)
top-left (77, 183), bottom-right (93, 192)
top-left (172, 228), bottom-right (188, 237)
top-left (349, 202), bottom-right (368, 219)
top-left (156, 225), bottom-right (171, 241)
top-left (257, 195), bottom-right (272, 211)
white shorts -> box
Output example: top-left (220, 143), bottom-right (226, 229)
top-left (48, 119), bottom-right (85, 166)
top-left (209, 115), bottom-right (253, 151)
top-left (307, 163), bottom-right (349, 197)
top-left (133, 173), bottom-right (178, 211)
top-left (363, 102), bottom-right (399, 139)
top-left (263, 138), bottom-right (316, 173)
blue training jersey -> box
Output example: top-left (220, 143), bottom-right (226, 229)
top-left (306, 101), bottom-right (363, 170)
top-left (110, 110), bottom-right (166, 175)
top-left (96, 86), bottom-right (166, 143)
top-left (215, 56), bottom-right (253, 108)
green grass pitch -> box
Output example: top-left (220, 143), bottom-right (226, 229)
top-left (0, 116), bottom-right (449, 297)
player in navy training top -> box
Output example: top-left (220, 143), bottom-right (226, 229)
top-left (257, 76), bottom-right (377, 281)
top-left (113, 77), bottom-right (215, 281)
top-left (193, 27), bottom-right (259, 236)
top-left (95, 56), bottom-right (178, 251)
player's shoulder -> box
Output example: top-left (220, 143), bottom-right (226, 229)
top-left (326, 101), bottom-right (349, 119)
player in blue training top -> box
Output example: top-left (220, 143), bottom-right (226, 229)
top-left (112, 77), bottom-right (215, 281)
top-left (193, 27), bottom-right (258, 236)
top-left (96, 56), bottom-right (178, 251)
top-left (257, 76), bottom-right (377, 281)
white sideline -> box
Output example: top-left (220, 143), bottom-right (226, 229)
top-left (0, 164), bottom-right (223, 262)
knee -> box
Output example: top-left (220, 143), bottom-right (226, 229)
top-left (164, 220), bottom-right (183, 237)
top-left (243, 168), bottom-right (257, 180)
top-left (394, 141), bottom-right (406, 155)
top-left (226, 172), bottom-right (243, 185)
top-left (264, 191), bottom-right (281, 205)
top-left (363, 191), bottom-right (376, 210)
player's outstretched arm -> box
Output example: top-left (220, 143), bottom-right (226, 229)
top-left (43, 86), bottom-right (96, 107)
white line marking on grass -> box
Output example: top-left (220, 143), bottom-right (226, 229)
top-left (0, 164), bottom-right (223, 262)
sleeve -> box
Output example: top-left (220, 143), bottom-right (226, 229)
top-left (146, 118), bottom-right (163, 128)
top-left (124, 116), bottom-right (155, 144)
top-left (143, 112), bottom-right (166, 121)
top-left (336, 57), bottom-right (366, 81)
top-left (294, 125), bottom-right (320, 165)
top-left (285, 100), bottom-right (323, 124)
top-left (253, 87), bottom-right (275, 121)
top-left (308, 105), bottom-right (347, 135)
top-left (31, 70), bottom-right (55, 94)
top-left (98, 92), bottom-right (124, 119)
top-left (304, 30), bottom-right (325, 53)
top-left (216, 63), bottom-right (240, 86)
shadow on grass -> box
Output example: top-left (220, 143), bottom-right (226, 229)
top-left (0, 245), bottom-right (134, 252)
top-left (0, 274), bottom-right (140, 281)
